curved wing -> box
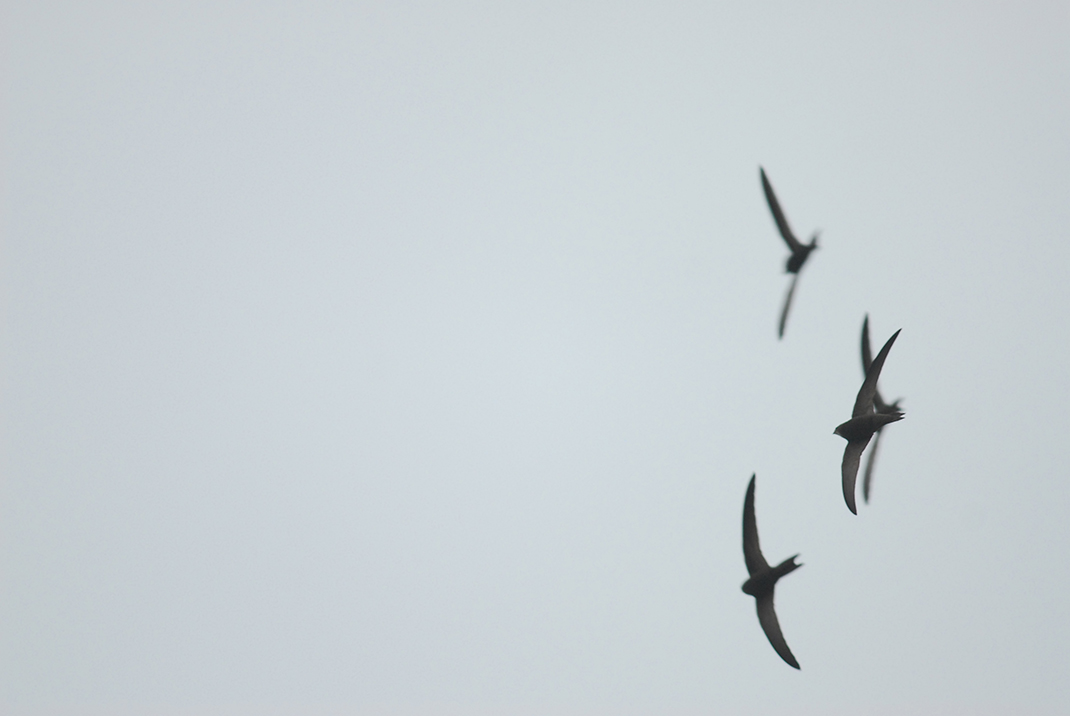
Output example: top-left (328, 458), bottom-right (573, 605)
top-left (778, 273), bottom-right (799, 340)
top-left (862, 315), bottom-right (897, 411)
top-left (842, 438), bottom-right (871, 515)
top-left (756, 593), bottom-right (800, 669)
top-left (852, 329), bottom-right (901, 418)
top-left (862, 428), bottom-right (883, 504)
top-left (743, 475), bottom-right (769, 576)
top-left (760, 167), bottom-right (802, 252)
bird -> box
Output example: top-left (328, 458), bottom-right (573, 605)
top-left (860, 315), bottom-right (904, 504)
top-left (741, 474), bottom-right (802, 669)
top-left (835, 328), bottom-right (904, 514)
top-left (760, 167), bottom-right (819, 339)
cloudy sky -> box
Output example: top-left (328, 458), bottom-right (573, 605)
top-left (3, 2), bottom-right (1068, 714)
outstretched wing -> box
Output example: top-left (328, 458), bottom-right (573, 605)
top-left (778, 273), bottom-right (799, 340)
top-left (756, 593), bottom-right (800, 669)
top-left (861, 314), bottom-right (874, 372)
top-left (742, 475), bottom-right (769, 576)
top-left (852, 329), bottom-right (901, 418)
top-left (862, 315), bottom-right (896, 410)
top-left (760, 167), bottom-right (802, 252)
top-left (842, 438), bottom-right (871, 515)
top-left (862, 428), bottom-right (883, 504)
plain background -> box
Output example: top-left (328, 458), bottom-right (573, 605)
top-left (2, 2), bottom-right (1069, 714)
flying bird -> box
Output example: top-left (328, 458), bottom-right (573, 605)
top-left (741, 474), bottom-right (802, 669)
top-left (860, 315), bottom-right (904, 504)
top-left (835, 328), bottom-right (905, 514)
top-left (760, 167), bottom-right (819, 339)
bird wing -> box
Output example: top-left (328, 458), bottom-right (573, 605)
top-left (852, 329), bottom-right (901, 418)
top-left (760, 167), bottom-right (802, 252)
top-left (743, 475), bottom-right (769, 576)
top-left (777, 272), bottom-right (799, 340)
top-left (756, 592), bottom-right (800, 669)
top-left (861, 314), bottom-right (874, 372)
top-left (874, 392), bottom-right (898, 414)
top-left (842, 438), bottom-right (871, 515)
top-left (862, 428), bottom-right (883, 504)
top-left (862, 315), bottom-right (896, 410)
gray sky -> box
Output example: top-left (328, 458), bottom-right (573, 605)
top-left (3, 2), bottom-right (1069, 714)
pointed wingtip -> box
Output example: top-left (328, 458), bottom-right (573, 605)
top-left (861, 314), bottom-right (873, 372)
top-left (842, 443), bottom-right (863, 514)
top-left (777, 273), bottom-right (797, 339)
top-left (843, 479), bottom-right (859, 513)
top-left (756, 593), bottom-right (801, 670)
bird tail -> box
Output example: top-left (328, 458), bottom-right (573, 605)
top-left (773, 555), bottom-right (802, 581)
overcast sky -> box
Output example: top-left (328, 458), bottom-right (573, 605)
top-left (3, 2), bottom-right (1069, 715)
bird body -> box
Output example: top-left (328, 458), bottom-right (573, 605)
top-left (834, 411), bottom-right (903, 442)
top-left (785, 243), bottom-right (817, 274)
top-left (742, 555), bottom-right (802, 597)
top-left (741, 474), bottom-right (802, 669)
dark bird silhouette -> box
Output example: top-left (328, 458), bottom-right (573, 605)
top-left (741, 474), bottom-right (802, 669)
top-left (860, 315), bottom-right (904, 504)
top-left (835, 328), bottom-right (904, 514)
top-left (760, 167), bottom-right (819, 339)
